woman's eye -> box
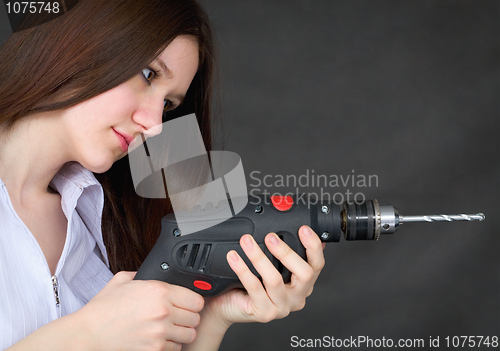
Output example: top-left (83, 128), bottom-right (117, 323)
top-left (142, 67), bottom-right (155, 82)
top-left (163, 100), bottom-right (172, 111)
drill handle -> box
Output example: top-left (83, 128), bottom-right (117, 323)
top-left (134, 199), bottom-right (308, 296)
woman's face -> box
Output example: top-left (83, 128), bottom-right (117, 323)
top-left (59, 35), bottom-right (199, 173)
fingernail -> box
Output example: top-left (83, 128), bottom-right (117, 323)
top-left (302, 226), bottom-right (313, 237)
top-left (269, 233), bottom-right (280, 246)
top-left (243, 235), bottom-right (254, 249)
top-left (229, 250), bottom-right (239, 262)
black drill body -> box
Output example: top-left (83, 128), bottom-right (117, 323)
top-left (134, 195), bottom-right (403, 296)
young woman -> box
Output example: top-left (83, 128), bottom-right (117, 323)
top-left (0, 1), bottom-right (325, 350)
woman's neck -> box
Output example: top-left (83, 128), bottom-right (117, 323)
top-left (0, 113), bottom-right (71, 205)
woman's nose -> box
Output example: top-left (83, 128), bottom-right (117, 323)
top-left (133, 101), bottom-right (164, 137)
top-left (143, 123), bottom-right (163, 138)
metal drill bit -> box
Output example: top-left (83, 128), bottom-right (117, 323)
top-left (400, 213), bottom-right (485, 223)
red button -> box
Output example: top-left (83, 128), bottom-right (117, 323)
top-left (193, 280), bottom-right (212, 291)
top-left (270, 195), bottom-right (294, 211)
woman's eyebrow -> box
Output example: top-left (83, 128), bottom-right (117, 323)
top-left (155, 58), bottom-right (173, 78)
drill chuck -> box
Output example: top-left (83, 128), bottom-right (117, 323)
top-left (313, 198), bottom-right (484, 243)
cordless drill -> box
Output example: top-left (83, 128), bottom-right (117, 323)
top-left (134, 195), bottom-right (485, 296)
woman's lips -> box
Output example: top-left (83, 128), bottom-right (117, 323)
top-left (112, 128), bottom-right (132, 153)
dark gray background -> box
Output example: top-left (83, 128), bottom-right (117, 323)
top-left (1, 1), bottom-right (498, 350)
top-left (198, 0), bottom-right (499, 350)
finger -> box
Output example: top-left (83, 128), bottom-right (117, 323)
top-left (164, 324), bottom-right (196, 344)
top-left (298, 225), bottom-right (326, 279)
top-left (264, 232), bottom-right (315, 286)
top-left (239, 234), bottom-right (289, 305)
top-left (171, 307), bottom-right (201, 328)
top-left (168, 285), bottom-right (205, 312)
top-left (226, 250), bottom-right (274, 311)
top-left (163, 341), bottom-right (182, 351)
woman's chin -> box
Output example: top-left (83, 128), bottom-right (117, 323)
top-left (81, 156), bottom-right (116, 174)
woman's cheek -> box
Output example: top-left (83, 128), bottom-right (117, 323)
top-left (99, 84), bottom-right (140, 118)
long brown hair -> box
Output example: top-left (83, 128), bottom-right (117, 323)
top-left (0, 0), bottom-right (216, 272)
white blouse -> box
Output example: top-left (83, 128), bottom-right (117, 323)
top-left (0, 162), bottom-right (114, 349)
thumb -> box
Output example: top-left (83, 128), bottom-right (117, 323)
top-left (112, 271), bottom-right (137, 284)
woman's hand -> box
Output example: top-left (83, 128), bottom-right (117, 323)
top-left (75, 271), bottom-right (204, 351)
top-left (183, 225), bottom-right (325, 351)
